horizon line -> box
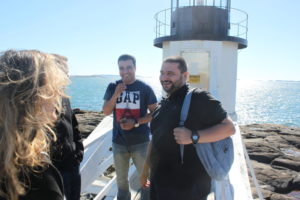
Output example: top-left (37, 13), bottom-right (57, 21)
top-left (69, 74), bottom-right (300, 82)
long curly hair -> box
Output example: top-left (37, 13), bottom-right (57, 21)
top-left (0, 50), bottom-right (70, 200)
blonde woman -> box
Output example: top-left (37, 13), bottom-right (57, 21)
top-left (0, 50), bottom-right (70, 200)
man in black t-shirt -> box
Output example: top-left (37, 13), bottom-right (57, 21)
top-left (140, 56), bottom-right (235, 200)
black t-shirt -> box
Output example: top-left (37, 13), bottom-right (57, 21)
top-left (150, 84), bottom-right (227, 197)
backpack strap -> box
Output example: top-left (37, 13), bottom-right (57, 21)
top-left (179, 88), bottom-right (197, 164)
top-left (179, 88), bottom-right (195, 126)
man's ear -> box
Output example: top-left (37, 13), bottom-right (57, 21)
top-left (183, 71), bottom-right (189, 81)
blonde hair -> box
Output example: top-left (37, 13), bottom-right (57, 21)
top-left (0, 50), bottom-right (70, 200)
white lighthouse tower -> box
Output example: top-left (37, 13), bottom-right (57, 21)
top-left (154, 0), bottom-right (248, 120)
top-left (153, 2), bottom-right (260, 199)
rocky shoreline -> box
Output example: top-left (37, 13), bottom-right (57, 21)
top-left (75, 109), bottom-right (300, 200)
top-left (241, 124), bottom-right (300, 200)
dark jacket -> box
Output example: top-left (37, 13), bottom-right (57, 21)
top-left (0, 164), bottom-right (64, 200)
top-left (51, 98), bottom-right (84, 171)
top-left (20, 164), bottom-right (64, 200)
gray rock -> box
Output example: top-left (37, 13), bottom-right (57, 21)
top-left (74, 109), bottom-right (105, 138)
top-left (271, 158), bottom-right (300, 172)
top-left (270, 193), bottom-right (297, 200)
top-left (241, 124), bottom-right (300, 199)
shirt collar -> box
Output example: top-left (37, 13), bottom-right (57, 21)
top-left (168, 84), bottom-right (189, 100)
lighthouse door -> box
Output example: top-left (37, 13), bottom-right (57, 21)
top-left (181, 51), bottom-right (210, 91)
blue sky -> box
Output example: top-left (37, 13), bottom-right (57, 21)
top-left (0, 0), bottom-right (299, 80)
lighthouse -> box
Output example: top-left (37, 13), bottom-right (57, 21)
top-left (154, 0), bottom-right (248, 120)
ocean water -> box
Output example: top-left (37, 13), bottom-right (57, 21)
top-left (236, 80), bottom-right (300, 127)
top-left (67, 76), bottom-right (300, 128)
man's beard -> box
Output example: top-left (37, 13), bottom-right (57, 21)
top-left (161, 75), bottom-right (184, 94)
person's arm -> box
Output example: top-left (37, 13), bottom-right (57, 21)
top-left (136, 84), bottom-right (158, 124)
top-left (137, 103), bottom-right (157, 124)
top-left (140, 140), bottom-right (152, 186)
top-left (173, 116), bottom-right (235, 145)
top-left (102, 83), bottom-right (126, 115)
top-left (119, 103), bottom-right (157, 130)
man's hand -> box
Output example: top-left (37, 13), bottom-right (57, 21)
top-left (119, 118), bottom-right (135, 130)
top-left (139, 169), bottom-right (150, 187)
top-left (102, 83), bottom-right (127, 116)
top-left (114, 82), bottom-right (126, 97)
top-left (173, 127), bottom-right (193, 144)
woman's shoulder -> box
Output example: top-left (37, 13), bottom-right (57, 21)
top-left (20, 164), bottom-right (64, 200)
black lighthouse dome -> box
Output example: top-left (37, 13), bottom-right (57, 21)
top-left (154, 0), bottom-right (248, 49)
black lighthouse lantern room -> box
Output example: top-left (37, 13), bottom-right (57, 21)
top-left (154, 0), bottom-right (248, 49)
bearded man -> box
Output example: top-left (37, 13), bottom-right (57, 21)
top-left (140, 56), bottom-right (235, 200)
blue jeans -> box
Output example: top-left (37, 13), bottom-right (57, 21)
top-left (112, 142), bottom-right (149, 200)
